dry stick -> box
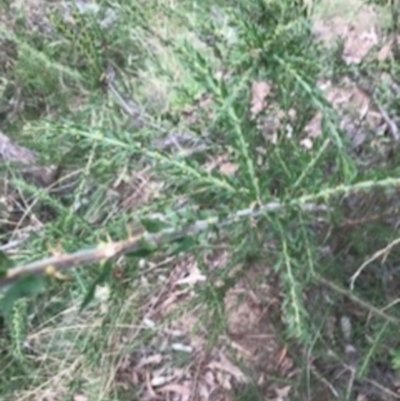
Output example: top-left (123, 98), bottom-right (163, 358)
top-left (351, 73), bottom-right (400, 142)
top-left (316, 274), bottom-right (400, 325)
top-left (349, 236), bottom-right (400, 290)
top-left (0, 202), bottom-right (326, 288)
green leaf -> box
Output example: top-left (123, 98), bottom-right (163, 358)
top-left (140, 218), bottom-right (170, 233)
top-left (80, 262), bottom-right (112, 311)
top-left (0, 275), bottom-right (46, 318)
top-left (126, 248), bottom-right (156, 258)
top-left (168, 236), bottom-right (197, 255)
top-left (392, 349), bottom-right (400, 371)
top-left (0, 250), bottom-right (14, 278)
top-left (125, 237), bottom-right (158, 258)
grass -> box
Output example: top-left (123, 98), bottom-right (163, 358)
top-left (1, 0), bottom-right (400, 400)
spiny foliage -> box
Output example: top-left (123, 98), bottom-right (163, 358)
top-left (1, 0), bottom-right (400, 400)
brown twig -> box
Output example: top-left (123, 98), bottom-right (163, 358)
top-left (316, 274), bottom-right (400, 324)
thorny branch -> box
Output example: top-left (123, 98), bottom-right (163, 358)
top-left (0, 201), bottom-right (326, 289)
top-left (2, 173), bottom-right (400, 289)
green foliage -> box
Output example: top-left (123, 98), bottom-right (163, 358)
top-left (0, 250), bottom-right (14, 278)
top-left (10, 297), bottom-right (28, 362)
top-left (392, 349), bottom-right (400, 371)
top-left (1, 276), bottom-right (46, 319)
top-left (1, 0), bottom-right (400, 399)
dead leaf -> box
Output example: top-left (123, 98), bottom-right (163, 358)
top-left (151, 375), bottom-right (175, 387)
top-left (176, 262), bottom-right (206, 285)
top-left (138, 354), bottom-right (163, 367)
top-left (377, 41), bottom-right (392, 62)
top-left (146, 370), bottom-right (160, 398)
top-left (159, 291), bottom-right (180, 314)
top-left (219, 162), bottom-right (239, 176)
top-left (198, 382), bottom-right (211, 399)
top-left (131, 370), bottom-right (139, 386)
top-left (275, 347), bottom-right (288, 367)
top-left (203, 370), bottom-right (216, 387)
top-left (208, 353), bottom-right (248, 383)
top-left (215, 370), bottom-right (232, 390)
top-left (171, 343), bottom-right (193, 353)
top-left (227, 339), bottom-right (253, 359)
top-left (313, 6), bottom-right (379, 64)
top-left (304, 113), bottom-right (322, 138)
top-left (300, 137), bottom-right (313, 150)
top-left (344, 30), bottom-right (378, 64)
top-left (158, 383), bottom-right (192, 396)
top-left (251, 81), bottom-right (272, 118)
top-left (73, 395), bottom-right (87, 401)
top-left (274, 385), bottom-right (291, 401)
